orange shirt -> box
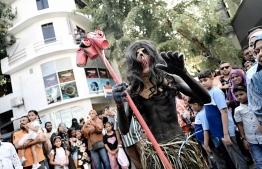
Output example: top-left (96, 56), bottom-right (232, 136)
top-left (13, 130), bottom-right (45, 167)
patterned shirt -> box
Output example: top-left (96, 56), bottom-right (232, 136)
top-left (0, 142), bottom-right (23, 169)
top-left (114, 116), bottom-right (143, 148)
top-left (220, 76), bottom-right (231, 98)
top-left (249, 64), bottom-right (262, 125)
top-left (234, 103), bottom-right (262, 144)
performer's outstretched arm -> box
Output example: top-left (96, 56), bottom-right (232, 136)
top-left (175, 73), bottom-right (211, 104)
top-left (157, 51), bottom-right (211, 104)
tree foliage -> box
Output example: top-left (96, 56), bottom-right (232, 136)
top-left (76, 0), bottom-right (242, 76)
top-left (0, 1), bottom-right (15, 60)
top-left (0, 1), bottom-right (15, 95)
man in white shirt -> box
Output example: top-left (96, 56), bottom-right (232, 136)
top-left (0, 130), bottom-right (23, 169)
top-left (43, 122), bottom-right (54, 169)
top-left (44, 122), bottom-right (54, 147)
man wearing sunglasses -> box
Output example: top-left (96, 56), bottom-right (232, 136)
top-left (219, 61), bottom-right (232, 98)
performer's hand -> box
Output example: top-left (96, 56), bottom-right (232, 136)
top-left (112, 82), bottom-right (128, 104)
top-left (156, 51), bottom-right (187, 76)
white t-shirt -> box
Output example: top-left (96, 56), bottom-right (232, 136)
top-left (28, 120), bottom-right (41, 139)
top-left (0, 142), bottom-right (23, 169)
top-left (50, 147), bottom-right (67, 164)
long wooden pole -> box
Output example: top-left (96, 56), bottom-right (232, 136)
top-left (94, 46), bottom-right (172, 169)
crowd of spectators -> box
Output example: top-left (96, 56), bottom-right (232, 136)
top-left (1, 26), bottom-right (262, 169)
top-left (175, 26), bottom-right (262, 169)
top-left (2, 105), bottom-right (142, 169)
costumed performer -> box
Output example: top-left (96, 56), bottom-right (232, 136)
top-left (112, 40), bottom-right (211, 169)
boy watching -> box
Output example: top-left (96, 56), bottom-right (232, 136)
top-left (188, 97), bottom-right (227, 169)
top-left (198, 69), bottom-right (248, 169)
top-left (233, 85), bottom-right (262, 169)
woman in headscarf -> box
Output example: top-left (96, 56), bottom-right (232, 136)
top-left (227, 69), bottom-right (247, 113)
top-left (71, 118), bottom-right (81, 130)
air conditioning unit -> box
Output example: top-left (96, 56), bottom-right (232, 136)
top-left (10, 97), bottom-right (24, 108)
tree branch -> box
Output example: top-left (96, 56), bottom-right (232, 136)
top-left (177, 28), bottom-right (220, 66)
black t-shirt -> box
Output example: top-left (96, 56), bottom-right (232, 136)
top-left (103, 131), bottom-right (118, 150)
top-left (102, 117), bottom-right (108, 125)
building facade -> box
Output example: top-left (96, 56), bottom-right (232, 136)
top-left (231, 0), bottom-right (262, 48)
top-left (0, 0), bottom-right (121, 135)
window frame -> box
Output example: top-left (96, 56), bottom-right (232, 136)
top-left (41, 23), bottom-right (56, 43)
top-left (36, 0), bottom-right (49, 10)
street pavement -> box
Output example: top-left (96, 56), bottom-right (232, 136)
top-left (249, 163), bottom-right (256, 169)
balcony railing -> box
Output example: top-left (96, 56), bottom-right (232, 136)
top-left (33, 37), bottom-right (61, 53)
top-left (8, 36), bottom-right (73, 66)
top-left (9, 48), bottom-right (26, 66)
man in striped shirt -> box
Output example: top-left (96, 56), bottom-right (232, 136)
top-left (115, 115), bottom-right (143, 169)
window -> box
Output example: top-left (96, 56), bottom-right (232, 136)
top-left (74, 26), bottom-right (86, 44)
top-left (84, 57), bottom-right (115, 93)
top-left (41, 58), bottom-right (79, 105)
top-left (41, 23), bottom-right (56, 43)
top-left (36, 0), bottom-right (49, 10)
top-left (51, 106), bottom-right (84, 128)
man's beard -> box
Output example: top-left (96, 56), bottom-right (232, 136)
top-left (46, 128), bottom-right (52, 133)
top-left (20, 125), bottom-right (26, 130)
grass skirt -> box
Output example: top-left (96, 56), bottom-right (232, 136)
top-left (141, 136), bottom-right (208, 169)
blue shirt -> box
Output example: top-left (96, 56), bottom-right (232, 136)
top-left (205, 87), bottom-right (235, 137)
top-left (194, 109), bottom-right (209, 144)
top-left (246, 62), bottom-right (258, 102)
top-left (249, 65), bottom-right (262, 125)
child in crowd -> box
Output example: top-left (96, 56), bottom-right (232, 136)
top-left (103, 122), bottom-right (128, 169)
top-left (188, 97), bottom-right (227, 169)
top-left (49, 136), bottom-right (69, 169)
top-left (18, 110), bottom-right (42, 169)
top-left (68, 127), bottom-right (78, 168)
top-left (75, 130), bottom-right (92, 169)
top-left (233, 85), bottom-right (262, 169)
top-left (198, 69), bottom-right (248, 169)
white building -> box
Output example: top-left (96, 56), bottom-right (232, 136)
top-left (0, 0), bottom-right (121, 135)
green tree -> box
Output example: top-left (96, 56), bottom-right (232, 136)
top-left (0, 1), bottom-right (15, 95)
top-left (76, 0), bottom-right (241, 76)
top-left (0, 1), bottom-right (15, 61)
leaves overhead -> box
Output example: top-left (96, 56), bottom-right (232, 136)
top-left (0, 1), bottom-right (15, 74)
top-left (76, 0), bottom-right (242, 75)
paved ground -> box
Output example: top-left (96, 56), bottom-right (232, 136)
top-left (249, 163), bottom-right (256, 169)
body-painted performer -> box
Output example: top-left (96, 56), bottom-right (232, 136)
top-left (112, 40), bottom-right (211, 169)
